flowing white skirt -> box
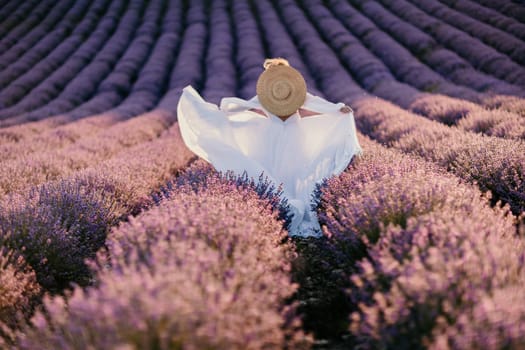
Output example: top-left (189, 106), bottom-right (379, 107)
top-left (177, 85), bottom-right (363, 237)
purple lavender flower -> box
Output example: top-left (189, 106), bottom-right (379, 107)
top-left (429, 286), bottom-right (525, 349)
top-left (351, 97), bottom-right (525, 218)
top-left (349, 206), bottom-right (520, 349)
top-left (0, 247), bottom-right (41, 330)
top-left (0, 174), bottom-right (123, 292)
top-left (13, 166), bottom-right (310, 349)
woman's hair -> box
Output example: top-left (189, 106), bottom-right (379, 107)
top-left (263, 58), bottom-right (290, 70)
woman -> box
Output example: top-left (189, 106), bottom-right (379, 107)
top-left (177, 58), bottom-right (363, 237)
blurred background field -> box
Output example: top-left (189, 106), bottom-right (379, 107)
top-left (0, 0), bottom-right (524, 348)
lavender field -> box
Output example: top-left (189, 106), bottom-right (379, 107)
top-left (0, 0), bottom-right (524, 348)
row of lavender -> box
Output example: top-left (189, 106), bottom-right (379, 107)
top-left (0, 0), bottom-right (185, 198)
top-left (287, 0), bottom-right (525, 140)
top-left (0, 120), bottom-right (193, 330)
top-left (0, 0), bottom-right (104, 109)
top-left (0, 0), bottom-right (158, 126)
top-left (0, 0), bottom-right (193, 341)
top-left (254, 1), bottom-right (525, 346)
top-left (0, 0), bottom-right (216, 193)
top-left (1, 0), bottom-right (125, 110)
top-left (0, 0), bottom-right (68, 57)
top-left (3, 161), bottom-right (309, 349)
top-left (378, 0), bottom-right (525, 81)
top-left (438, 0), bottom-right (525, 40)
top-left (312, 0), bottom-right (525, 139)
top-left (318, 135), bottom-right (524, 349)
top-left (1, 0), bottom-right (524, 137)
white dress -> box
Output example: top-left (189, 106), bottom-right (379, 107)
top-left (177, 85), bottom-right (363, 237)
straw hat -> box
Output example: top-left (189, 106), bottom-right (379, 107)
top-left (256, 58), bottom-right (307, 118)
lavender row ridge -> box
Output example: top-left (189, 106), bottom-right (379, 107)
top-left (299, 0), bottom-right (525, 137)
top-left (9, 161), bottom-right (310, 349)
top-left (437, 0), bottom-right (525, 42)
top-left (406, 0), bottom-right (525, 66)
top-left (0, 0), bottom-right (44, 47)
top-left (0, 0), bottom-right (127, 117)
top-left (374, 0), bottom-right (525, 87)
top-left (317, 135), bottom-right (522, 349)
top-left (0, 0), bottom-right (100, 91)
top-left (0, 0), bottom-right (56, 55)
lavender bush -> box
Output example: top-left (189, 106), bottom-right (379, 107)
top-left (0, 121), bottom-right (193, 295)
top-left (13, 164), bottom-right (310, 349)
top-left (319, 135), bottom-right (483, 258)
top-left (76, 122), bottom-right (195, 214)
top-left (429, 286), bottom-right (525, 349)
top-left (349, 206), bottom-right (520, 349)
top-left (0, 175), bottom-right (125, 292)
top-left (482, 94), bottom-right (525, 118)
top-left (164, 160), bottom-right (292, 228)
top-left (318, 136), bottom-right (521, 348)
top-left (0, 247), bottom-right (41, 330)
top-left (457, 109), bottom-right (525, 140)
top-left (350, 97), bottom-right (525, 220)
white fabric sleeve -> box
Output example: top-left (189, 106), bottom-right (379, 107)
top-left (177, 85), bottom-right (230, 162)
top-left (177, 85), bottom-right (275, 184)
